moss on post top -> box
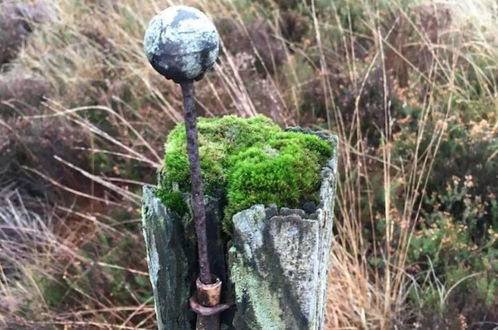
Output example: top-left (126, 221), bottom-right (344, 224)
top-left (156, 115), bottom-right (333, 234)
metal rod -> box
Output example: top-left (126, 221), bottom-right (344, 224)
top-left (180, 80), bottom-right (212, 285)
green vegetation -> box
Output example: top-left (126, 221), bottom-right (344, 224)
top-left (157, 115), bottom-right (332, 233)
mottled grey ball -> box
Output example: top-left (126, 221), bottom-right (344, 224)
top-left (144, 6), bottom-right (220, 83)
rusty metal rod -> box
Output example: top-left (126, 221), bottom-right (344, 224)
top-left (144, 6), bottom-right (223, 329)
top-left (180, 80), bottom-right (212, 286)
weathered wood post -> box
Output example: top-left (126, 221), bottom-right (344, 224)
top-left (227, 128), bottom-right (338, 330)
top-left (141, 6), bottom-right (338, 330)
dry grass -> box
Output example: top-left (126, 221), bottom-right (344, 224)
top-left (323, 1), bottom-right (497, 328)
top-left (1, 0), bottom-right (497, 329)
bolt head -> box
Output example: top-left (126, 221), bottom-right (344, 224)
top-left (144, 6), bottom-right (220, 83)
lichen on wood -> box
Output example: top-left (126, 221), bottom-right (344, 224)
top-left (227, 132), bottom-right (338, 329)
top-left (141, 187), bottom-right (195, 329)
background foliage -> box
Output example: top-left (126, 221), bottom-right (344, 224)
top-left (0, 0), bottom-right (496, 329)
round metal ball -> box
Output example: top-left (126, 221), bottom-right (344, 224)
top-left (144, 6), bottom-right (220, 83)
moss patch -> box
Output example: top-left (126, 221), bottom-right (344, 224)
top-left (157, 115), bottom-right (332, 234)
top-left (155, 190), bottom-right (189, 217)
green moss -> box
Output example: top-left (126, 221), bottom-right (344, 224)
top-left (155, 190), bottom-right (188, 217)
top-left (157, 115), bottom-right (332, 234)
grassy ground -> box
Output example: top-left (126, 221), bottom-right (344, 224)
top-left (0, 0), bottom-right (497, 329)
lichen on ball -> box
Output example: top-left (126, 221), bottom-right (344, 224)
top-left (144, 6), bottom-right (220, 83)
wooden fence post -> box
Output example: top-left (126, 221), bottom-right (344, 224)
top-left (141, 129), bottom-right (338, 329)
